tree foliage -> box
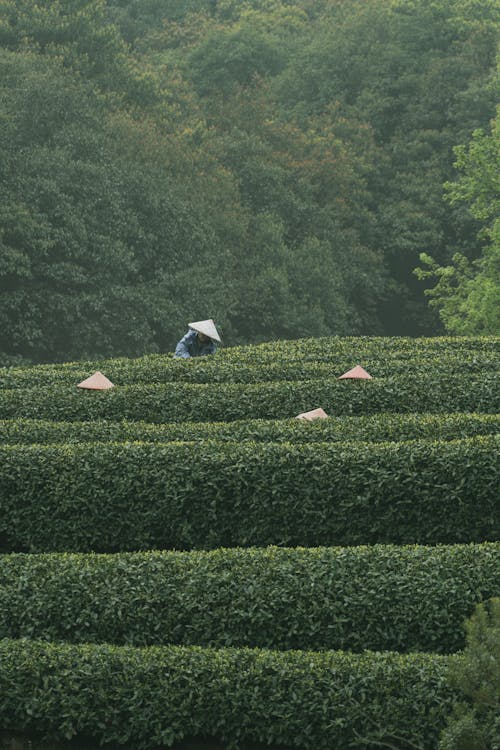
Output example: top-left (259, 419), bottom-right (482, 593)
top-left (416, 103), bottom-right (500, 334)
top-left (439, 598), bottom-right (500, 750)
top-left (0, 49), bottom-right (244, 361)
top-left (0, 0), bottom-right (498, 361)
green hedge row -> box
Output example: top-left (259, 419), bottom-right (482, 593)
top-left (0, 437), bottom-right (498, 552)
top-left (0, 639), bottom-right (455, 750)
top-left (222, 335), bottom-right (499, 362)
top-left (0, 374), bottom-right (498, 423)
top-left (1, 412), bottom-right (498, 445)
top-left (1, 335), bottom-right (496, 381)
top-left (1, 352), bottom-right (497, 388)
top-left (1, 544), bottom-right (498, 654)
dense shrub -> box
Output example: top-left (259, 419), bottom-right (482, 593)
top-left (0, 544), bottom-right (498, 653)
top-left (234, 336), bottom-right (500, 359)
top-left (220, 336), bottom-right (500, 361)
top-left (0, 412), bottom-right (498, 445)
top-left (0, 639), bottom-right (455, 750)
top-left (1, 335), bottom-right (497, 385)
top-left (0, 436), bottom-right (497, 552)
top-left (0, 352), bottom-right (497, 388)
top-left (0, 336), bottom-right (497, 748)
top-left (0, 373), bottom-right (498, 423)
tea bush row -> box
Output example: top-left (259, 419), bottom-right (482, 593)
top-left (1, 336), bottom-right (496, 384)
top-left (1, 543), bottom-right (498, 653)
top-left (0, 374), bottom-right (498, 423)
top-left (1, 412), bottom-right (498, 446)
top-left (1, 437), bottom-right (498, 552)
top-left (1, 352), bottom-right (497, 388)
top-left (0, 638), bottom-right (455, 750)
top-left (221, 335), bottom-right (500, 363)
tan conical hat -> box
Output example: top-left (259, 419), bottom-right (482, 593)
top-left (77, 371), bottom-right (114, 390)
top-left (188, 319), bottom-right (221, 343)
top-left (338, 365), bottom-right (372, 380)
top-left (296, 407), bottom-right (329, 421)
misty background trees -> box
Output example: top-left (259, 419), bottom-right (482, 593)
top-left (0, 0), bottom-right (498, 364)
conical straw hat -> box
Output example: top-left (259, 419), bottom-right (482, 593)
top-left (296, 407), bottom-right (329, 421)
top-left (338, 365), bottom-right (372, 380)
top-left (188, 319), bottom-right (221, 343)
top-left (77, 371), bottom-right (114, 390)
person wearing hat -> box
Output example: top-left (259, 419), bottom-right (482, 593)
top-left (174, 319), bottom-right (221, 358)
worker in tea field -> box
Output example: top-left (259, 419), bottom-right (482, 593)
top-left (174, 319), bottom-right (221, 358)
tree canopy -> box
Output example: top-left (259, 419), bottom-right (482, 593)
top-left (416, 100), bottom-right (500, 334)
top-left (0, 0), bottom-right (498, 362)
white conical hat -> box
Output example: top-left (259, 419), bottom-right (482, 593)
top-left (296, 407), bottom-right (329, 421)
top-left (77, 371), bottom-right (114, 390)
top-left (188, 319), bottom-right (221, 343)
top-left (338, 365), bottom-right (372, 380)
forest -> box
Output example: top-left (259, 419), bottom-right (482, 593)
top-left (0, 0), bottom-right (498, 364)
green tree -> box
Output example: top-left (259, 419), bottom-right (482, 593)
top-left (416, 106), bottom-right (500, 334)
top-left (185, 22), bottom-right (286, 97)
top-left (439, 598), bottom-right (500, 750)
top-left (1, 0), bottom-right (498, 352)
top-left (276, 0), bottom-right (499, 333)
top-left (0, 50), bottom-right (244, 361)
top-left (0, 0), bottom-right (125, 80)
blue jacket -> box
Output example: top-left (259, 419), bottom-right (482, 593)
top-left (174, 329), bottom-right (217, 358)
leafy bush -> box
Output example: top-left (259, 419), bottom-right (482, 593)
top-left (0, 333), bottom-right (498, 387)
top-left (0, 351), bottom-right (497, 388)
top-left (0, 544), bottom-right (498, 653)
top-left (0, 639), bottom-right (454, 750)
top-left (0, 436), bottom-right (497, 552)
top-left (0, 412), bottom-right (498, 446)
top-left (217, 335), bottom-right (500, 362)
top-left (0, 373), bottom-right (498, 423)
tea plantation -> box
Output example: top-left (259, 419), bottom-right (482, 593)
top-left (0, 336), bottom-right (499, 750)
